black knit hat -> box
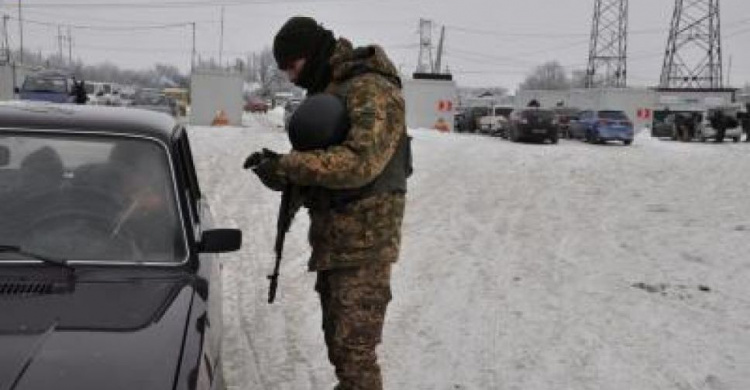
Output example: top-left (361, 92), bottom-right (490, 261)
top-left (273, 16), bottom-right (324, 69)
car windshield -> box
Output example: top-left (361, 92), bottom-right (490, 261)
top-left (22, 76), bottom-right (68, 93)
top-left (599, 110), bottom-right (628, 120)
top-left (494, 107), bottom-right (513, 117)
top-left (0, 134), bottom-right (186, 263)
top-left (522, 109), bottom-right (554, 120)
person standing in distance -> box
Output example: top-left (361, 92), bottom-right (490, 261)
top-left (247, 16), bottom-right (411, 390)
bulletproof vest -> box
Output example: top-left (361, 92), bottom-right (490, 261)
top-left (322, 63), bottom-right (412, 209)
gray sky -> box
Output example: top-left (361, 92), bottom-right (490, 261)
top-left (2, 0), bottom-right (749, 90)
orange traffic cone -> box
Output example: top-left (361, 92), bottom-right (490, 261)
top-left (212, 110), bottom-right (230, 126)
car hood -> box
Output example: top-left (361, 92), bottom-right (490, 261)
top-left (19, 92), bottom-right (71, 104)
top-left (0, 271), bottom-right (195, 390)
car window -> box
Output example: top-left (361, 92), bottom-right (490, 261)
top-left (521, 109), bottom-right (554, 120)
top-left (22, 76), bottom-right (68, 93)
top-left (0, 133), bottom-right (187, 263)
top-left (598, 110), bottom-right (628, 120)
top-left (176, 129), bottom-right (201, 227)
top-left (494, 107), bottom-right (513, 117)
top-left (134, 92), bottom-right (168, 106)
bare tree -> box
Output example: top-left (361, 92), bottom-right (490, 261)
top-left (519, 61), bottom-right (570, 91)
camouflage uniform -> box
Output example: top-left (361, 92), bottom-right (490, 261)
top-left (277, 38), bottom-right (407, 390)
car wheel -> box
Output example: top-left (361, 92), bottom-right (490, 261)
top-left (733, 137), bottom-right (740, 143)
top-left (624, 140), bottom-right (632, 146)
top-left (550, 133), bottom-right (559, 144)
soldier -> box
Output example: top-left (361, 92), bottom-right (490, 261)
top-left (246, 16), bottom-right (410, 390)
top-left (710, 109), bottom-right (726, 143)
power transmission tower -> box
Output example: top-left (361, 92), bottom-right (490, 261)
top-left (585, 0), bottom-right (628, 88)
top-left (416, 18), bottom-right (434, 74)
top-left (660, 0), bottom-right (722, 89)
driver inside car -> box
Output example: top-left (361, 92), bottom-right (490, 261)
top-left (104, 142), bottom-right (183, 260)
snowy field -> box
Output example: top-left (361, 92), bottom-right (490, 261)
top-left (189, 114), bottom-right (750, 390)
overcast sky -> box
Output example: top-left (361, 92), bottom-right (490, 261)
top-left (2, 0), bottom-right (749, 90)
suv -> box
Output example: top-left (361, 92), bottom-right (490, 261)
top-left (0, 102), bottom-right (241, 390)
top-left (571, 110), bottom-right (634, 145)
top-left (507, 108), bottom-right (558, 144)
top-left (696, 105), bottom-right (744, 143)
top-left (454, 106), bottom-right (489, 133)
top-left (477, 106), bottom-right (513, 136)
top-left (17, 71), bottom-right (76, 104)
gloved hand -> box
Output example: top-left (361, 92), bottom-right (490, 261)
top-left (243, 148), bottom-right (287, 191)
top-left (243, 148), bottom-right (280, 169)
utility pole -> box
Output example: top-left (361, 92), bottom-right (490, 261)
top-left (67, 27), bottom-right (72, 65)
top-left (191, 22), bottom-right (196, 72)
top-left (2, 14), bottom-right (10, 64)
top-left (727, 55), bottom-right (732, 86)
top-left (17, 0), bottom-right (23, 64)
top-left (219, 6), bottom-right (225, 67)
top-left (57, 25), bottom-right (63, 64)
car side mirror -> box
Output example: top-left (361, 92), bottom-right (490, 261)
top-left (199, 229), bottom-right (242, 253)
top-left (0, 145), bottom-right (9, 167)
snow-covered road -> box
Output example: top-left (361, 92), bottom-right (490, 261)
top-left (189, 115), bottom-right (750, 390)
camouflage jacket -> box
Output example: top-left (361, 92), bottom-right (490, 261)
top-left (278, 38), bottom-right (407, 271)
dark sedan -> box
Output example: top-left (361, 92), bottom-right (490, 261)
top-left (0, 103), bottom-right (241, 390)
top-left (131, 90), bottom-right (179, 117)
top-left (507, 108), bottom-right (558, 144)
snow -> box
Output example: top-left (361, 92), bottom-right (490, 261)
top-left (188, 118), bottom-right (750, 390)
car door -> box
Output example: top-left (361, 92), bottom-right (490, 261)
top-left (572, 111), bottom-right (587, 139)
top-left (171, 128), bottom-right (225, 390)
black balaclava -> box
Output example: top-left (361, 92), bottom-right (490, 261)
top-left (273, 16), bottom-right (337, 94)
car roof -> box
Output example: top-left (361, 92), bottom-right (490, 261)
top-left (0, 102), bottom-right (177, 143)
top-left (29, 70), bottom-right (74, 79)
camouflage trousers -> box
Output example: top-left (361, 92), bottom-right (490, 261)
top-left (315, 262), bottom-right (392, 390)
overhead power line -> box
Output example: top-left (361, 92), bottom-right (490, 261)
top-left (6, 15), bottom-right (192, 30)
top-left (1, 0), bottom-right (412, 9)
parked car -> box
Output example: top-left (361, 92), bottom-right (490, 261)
top-left (507, 108), bottom-right (558, 144)
top-left (283, 98), bottom-right (303, 130)
top-left (17, 71), bottom-right (76, 104)
top-left (454, 106), bottom-right (489, 133)
top-left (695, 105), bottom-right (744, 142)
top-left (245, 97), bottom-right (269, 113)
top-left (131, 90), bottom-right (179, 117)
top-left (551, 107), bottom-right (581, 139)
top-left (454, 107), bottom-right (466, 132)
top-left (477, 106), bottom-right (513, 137)
top-left (0, 102), bottom-right (241, 390)
top-left (163, 88), bottom-right (190, 117)
top-left (570, 110), bottom-right (634, 145)
top-left (85, 82), bottom-right (121, 106)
